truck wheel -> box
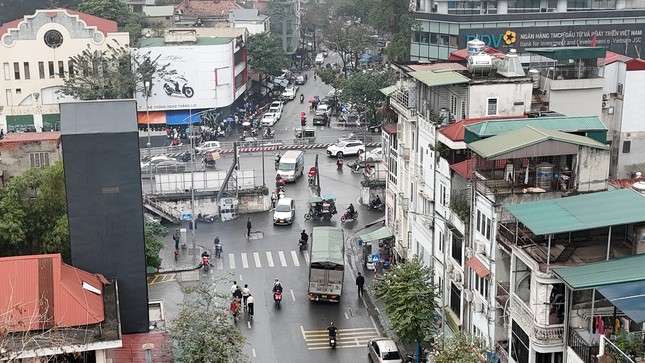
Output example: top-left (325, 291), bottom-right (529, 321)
top-left (304, 213), bottom-right (311, 220)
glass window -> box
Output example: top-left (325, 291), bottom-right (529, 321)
top-left (440, 35), bottom-right (449, 46)
top-left (623, 141), bottom-right (631, 153)
top-left (450, 283), bottom-right (461, 318)
top-left (451, 233), bottom-right (463, 265)
top-left (487, 98), bottom-right (498, 116)
top-left (511, 321), bottom-right (530, 363)
top-left (420, 32), bottom-right (430, 44)
top-left (30, 152), bottom-right (50, 168)
top-left (2, 62), bottom-right (9, 80)
top-left (58, 61), bottom-right (64, 78)
top-left (38, 62), bottom-right (45, 79)
top-left (23, 62), bottom-right (30, 79)
top-left (414, 31), bottom-right (422, 43)
top-left (48, 61), bottom-right (55, 78)
top-left (13, 62), bottom-right (20, 80)
top-left (474, 273), bottom-right (490, 299)
top-left (430, 33), bottom-right (438, 44)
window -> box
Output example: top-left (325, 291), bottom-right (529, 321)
top-left (511, 321), bottom-right (530, 363)
top-left (438, 231), bottom-right (444, 252)
top-left (38, 62), bottom-right (45, 79)
top-left (5, 89), bottom-right (12, 105)
top-left (486, 98), bottom-right (498, 116)
top-left (474, 273), bottom-right (490, 300)
top-left (13, 62), bottom-right (20, 80)
top-left (450, 283), bottom-right (461, 319)
top-left (3, 62), bottom-right (9, 80)
top-left (451, 233), bottom-right (463, 265)
top-left (410, 182), bottom-right (414, 205)
top-left (58, 61), bottom-right (64, 77)
top-left (617, 83), bottom-right (624, 95)
top-left (486, 218), bottom-right (491, 240)
top-left (30, 152), bottom-right (50, 168)
top-left (68, 62), bottom-right (74, 76)
top-left (48, 61), bottom-right (55, 78)
top-left (623, 140), bottom-right (631, 153)
top-left (477, 210), bottom-right (481, 232)
top-left (23, 62), bottom-right (30, 79)
top-left (440, 184), bottom-right (447, 206)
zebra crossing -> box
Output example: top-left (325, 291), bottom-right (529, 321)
top-left (300, 326), bottom-right (380, 350)
top-left (212, 250), bottom-right (309, 270)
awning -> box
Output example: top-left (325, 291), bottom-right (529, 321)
top-left (596, 282), bottom-right (645, 323)
top-left (359, 226), bottom-right (393, 243)
top-left (380, 85), bottom-right (397, 96)
top-left (138, 111), bottom-right (167, 125)
top-left (466, 258), bottom-right (490, 278)
top-left (166, 110), bottom-right (203, 126)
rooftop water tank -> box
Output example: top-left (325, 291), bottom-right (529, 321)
top-left (528, 69), bottom-right (540, 89)
top-left (468, 53), bottom-right (492, 75)
top-left (633, 181), bottom-right (645, 194)
top-left (467, 39), bottom-right (485, 56)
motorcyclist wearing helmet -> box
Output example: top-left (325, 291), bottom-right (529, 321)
top-left (300, 230), bottom-right (309, 243)
top-left (347, 203), bottom-right (355, 218)
top-left (327, 322), bottom-right (338, 337)
top-left (272, 278), bottom-right (283, 293)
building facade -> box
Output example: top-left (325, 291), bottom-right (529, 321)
top-left (411, 1), bottom-right (645, 60)
top-left (0, 131), bottom-right (62, 185)
top-left (229, 9), bottom-right (270, 35)
top-left (0, 9), bottom-right (129, 133)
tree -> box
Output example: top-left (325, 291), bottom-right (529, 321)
top-left (144, 222), bottom-right (166, 270)
top-left (432, 333), bottom-right (488, 363)
top-left (300, 2), bottom-right (330, 52)
top-left (59, 40), bottom-right (178, 100)
top-left (169, 281), bottom-right (249, 363)
top-left (0, 161), bottom-right (70, 261)
top-left (316, 68), bottom-right (344, 91)
top-left (246, 33), bottom-right (289, 88)
top-left (333, 0), bottom-right (373, 24)
top-left (77, 0), bottom-right (149, 40)
top-left (374, 257), bottom-right (439, 349)
top-left (336, 70), bottom-right (393, 123)
top-left (369, 0), bottom-right (417, 61)
top-left (323, 20), bottom-right (372, 76)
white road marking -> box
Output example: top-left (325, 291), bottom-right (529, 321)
top-left (290, 288), bottom-right (295, 301)
top-left (216, 258), bottom-right (223, 270)
top-left (278, 251), bottom-right (287, 267)
top-left (290, 250), bottom-right (300, 267)
top-left (344, 312), bottom-right (349, 320)
top-left (300, 325), bottom-right (307, 340)
top-left (266, 251), bottom-right (275, 267)
top-left (252, 349), bottom-right (256, 357)
top-left (247, 321), bottom-right (252, 329)
top-left (241, 253), bottom-right (249, 269)
top-left (304, 252), bottom-right (310, 264)
top-left (228, 253), bottom-right (235, 269)
top-left (253, 252), bottom-right (261, 268)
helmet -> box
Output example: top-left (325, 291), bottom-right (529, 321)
top-left (330, 322), bottom-right (334, 326)
top-left (275, 278), bottom-right (279, 282)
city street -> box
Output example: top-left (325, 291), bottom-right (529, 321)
top-left (146, 62), bottom-right (388, 362)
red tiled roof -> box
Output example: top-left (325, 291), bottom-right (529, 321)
top-left (383, 125), bottom-right (397, 135)
top-left (0, 9), bottom-right (117, 38)
top-left (626, 58), bottom-right (645, 71)
top-left (609, 177), bottom-right (645, 189)
top-left (449, 46), bottom-right (506, 61)
top-left (604, 51), bottom-right (632, 65)
top-left (0, 254), bottom-right (105, 332)
top-left (439, 115), bottom-right (526, 142)
top-left (107, 331), bottom-right (173, 363)
top-left (0, 131), bottom-right (61, 144)
top-left (450, 158), bottom-right (475, 179)
top-left (177, 0), bottom-right (243, 18)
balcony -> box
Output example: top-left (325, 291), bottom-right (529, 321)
top-left (495, 340), bottom-right (509, 363)
top-left (496, 282), bottom-right (510, 309)
top-left (597, 331), bottom-right (645, 363)
top-left (510, 294), bottom-right (564, 346)
top-left (569, 329), bottom-right (599, 363)
top-left (390, 90), bottom-right (417, 120)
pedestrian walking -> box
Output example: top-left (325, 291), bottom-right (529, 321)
top-left (230, 298), bottom-right (240, 321)
top-left (247, 294), bottom-right (255, 318)
top-left (242, 284), bottom-right (251, 310)
top-left (246, 217), bottom-right (252, 238)
top-left (356, 272), bottom-right (365, 297)
top-left (233, 285), bottom-right (243, 303)
top-left (326, 115), bottom-right (331, 128)
top-left (173, 228), bottom-right (181, 251)
top-left (231, 281), bottom-right (238, 297)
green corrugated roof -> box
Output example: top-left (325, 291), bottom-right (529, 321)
top-left (527, 46), bottom-right (608, 60)
top-left (504, 189), bottom-right (645, 236)
top-left (468, 125), bottom-right (608, 159)
top-left (359, 226), bottom-right (393, 243)
top-left (464, 116), bottom-right (607, 143)
top-left (138, 36), bottom-right (233, 47)
top-left (409, 70), bottom-right (470, 87)
top-left (552, 254), bottom-right (645, 290)
top-left (380, 85), bottom-right (397, 96)
top-left (311, 227), bottom-right (344, 265)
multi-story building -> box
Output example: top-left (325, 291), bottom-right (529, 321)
top-left (0, 132), bottom-right (62, 185)
top-left (0, 9), bottom-right (130, 133)
top-left (229, 9), bottom-right (270, 35)
top-left (410, 0), bottom-right (645, 60)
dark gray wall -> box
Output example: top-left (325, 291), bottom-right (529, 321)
top-left (60, 100), bottom-right (149, 334)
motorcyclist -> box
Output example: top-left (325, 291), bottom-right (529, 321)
top-left (275, 152), bottom-right (281, 165)
top-left (300, 230), bottom-right (309, 244)
top-left (327, 322), bottom-right (338, 338)
top-left (300, 93), bottom-right (305, 103)
top-left (347, 203), bottom-right (355, 218)
top-left (336, 156), bottom-right (344, 170)
top-left (272, 278), bottom-right (283, 293)
top-left (201, 250), bottom-right (210, 261)
top-left (371, 195), bottom-right (382, 207)
top-left (214, 238), bottom-right (223, 257)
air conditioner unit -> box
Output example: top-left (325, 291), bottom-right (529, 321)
top-left (602, 93), bottom-right (609, 101)
top-left (475, 301), bottom-right (484, 313)
top-left (475, 240), bottom-right (486, 255)
top-left (463, 289), bottom-right (473, 302)
top-left (465, 247), bottom-right (474, 259)
top-left (602, 101), bottom-right (608, 109)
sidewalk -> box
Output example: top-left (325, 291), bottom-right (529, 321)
top-left (156, 225), bottom-right (204, 274)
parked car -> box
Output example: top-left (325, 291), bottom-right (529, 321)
top-left (367, 338), bottom-right (402, 363)
top-left (262, 113), bottom-right (278, 127)
top-left (270, 100), bottom-right (284, 116)
top-left (195, 141), bottom-right (222, 154)
top-left (268, 106), bottom-right (282, 120)
top-left (273, 198), bottom-right (296, 225)
top-left (142, 160), bottom-right (186, 175)
top-left (362, 147), bottom-right (383, 162)
top-left (316, 104), bottom-right (332, 117)
top-left (313, 113), bottom-right (328, 126)
top-left (282, 86), bottom-right (298, 100)
top-left (295, 75), bottom-right (306, 85)
top-left (326, 140), bottom-right (365, 157)
top-left (140, 155), bottom-right (173, 169)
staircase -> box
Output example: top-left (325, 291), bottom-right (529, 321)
top-left (143, 195), bottom-right (181, 224)
top-left (555, 243), bottom-right (578, 263)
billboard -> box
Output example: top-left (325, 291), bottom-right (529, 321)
top-left (134, 43), bottom-right (235, 112)
top-left (459, 23), bottom-right (644, 57)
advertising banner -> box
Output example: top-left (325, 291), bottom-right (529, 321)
top-left (134, 43), bottom-right (234, 112)
top-left (459, 24), bottom-right (644, 57)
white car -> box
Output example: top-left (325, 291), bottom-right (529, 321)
top-left (262, 113), bottom-right (278, 127)
top-left (282, 86), bottom-right (297, 100)
top-left (362, 147), bottom-right (383, 162)
top-left (273, 198), bottom-right (296, 225)
top-left (367, 338), bottom-right (402, 363)
top-left (195, 141), bottom-right (222, 154)
top-left (315, 104), bottom-right (332, 117)
top-left (140, 155), bottom-right (173, 169)
top-left (268, 105), bottom-right (282, 120)
top-left (270, 100), bottom-right (284, 113)
top-left (326, 140), bottom-right (366, 157)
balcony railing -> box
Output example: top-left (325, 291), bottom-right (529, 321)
top-left (496, 282), bottom-right (510, 309)
top-left (390, 90), bottom-right (417, 119)
top-left (569, 329), bottom-right (599, 363)
top-left (495, 340), bottom-right (509, 363)
top-left (509, 294), bottom-right (563, 346)
top-left (510, 295), bottom-right (534, 330)
top-left (600, 335), bottom-right (635, 363)
top-left (533, 324), bottom-right (564, 345)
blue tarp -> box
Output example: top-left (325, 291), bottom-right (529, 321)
top-left (597, 281), bottom-right (645, 323)
top-left (165, 110), bottom-right (204, 125)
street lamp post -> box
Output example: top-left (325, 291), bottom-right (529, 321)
top-left (189, 108), bottom-right (197, 263)
top-left (144, 81), bottom-right (154, 194)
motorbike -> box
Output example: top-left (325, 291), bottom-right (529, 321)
top-left (214, 245), bottom-right (223, 259)
top-left (337, 159), bottom-right (344, 171)
top-left (273, 290), bottom-right (283, 309)
top-left (341, 210), bottom-right (358, 223)
top-left (197, 214), bottom-right (215, 223)
top-left (264, 128), bottom-right (275, 138)
top-left (300, 94), bottom-right (305, 104)
top-left (163, 80), bottom-right (195, 98)
top-left (298, 238), bottom-right (308, 251)
top-left (180, 152), bottom-right (192, 162)
top-left (369, 199), bottom-right (384, 212)
top-left (202, 254), bottom-right (210, 272)
top-left (329, 333), bottom-right (337, 348)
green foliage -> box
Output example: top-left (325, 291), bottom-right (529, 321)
top-left (0, 161), bottom-right (70, 260)
top-left (450, 189), bottom-right (470, 222)
top-left (60, 40), bottom-right (178, 100)
top-left (334, 0), bottom-right (372, 23)
top-left (374, 257), bottom-right (439, 344)
top-left (316, 68), bottom-right (343, 90)
top-left (300, 2), bottom-right (330, 50)
top-left (433, 333), bottom-right (487, 363)
top-left (323, 20), bottom-right (372, 72)
top-left (144, 222), bottom-right (166, 270)
top-left (169, 281), bottom-right (249, 363)
top-left (77, 0), bottom-right (148, 40)
top-left (238, 185), bottom-right (269, 196)
top-left (246, 33), bottom-right (289, 79)
top-left (368, 0), bottom-right (416, 62)
top-left (337, 70), bottom-right (394, 123)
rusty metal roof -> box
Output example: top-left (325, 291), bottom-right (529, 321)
top-left (0, 131), bottom-right (61, 143)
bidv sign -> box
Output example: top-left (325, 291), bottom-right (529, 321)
top-left (464, 30), bottom-right (517, 48)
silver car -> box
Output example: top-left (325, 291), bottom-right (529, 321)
top-left (142, 160), bottom-right (186, 175)
top-left (367, 338), bottom-right (403, 362)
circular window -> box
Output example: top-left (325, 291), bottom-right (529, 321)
top-left (44, 30), bottom-right (63, 49)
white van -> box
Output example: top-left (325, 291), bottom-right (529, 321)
top-left (315, 53), bottom-right (325, 65)
top-left (277, 150), bottom-right (305, 182)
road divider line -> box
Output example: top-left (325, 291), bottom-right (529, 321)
top-left (304, 252), bottom-right (310, 264)
top-left (228, 253), bottom-right (235, 269)
top-left (290, 289), bottom-right (295, 301)
top-left (216, 258), bottom-right (223, 270)
top-left (278, 251), bottom-right (287, 267)
top-left (253, 252), bottom-right (261, 268)
top-left (252, 349), bottom-right (256, 357)
top-left (300, 325), bottom-right (306, 340)
top-left (290, 251), bottom-right (300, 267)
top-left (247, 321), bottom-right (252, 329)
top-left (344, 312), bottom-right (349, 320)
top-left (266, 251), bottom-right (274, 267)
top-left (241, 253), bottom-right (249, 269)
